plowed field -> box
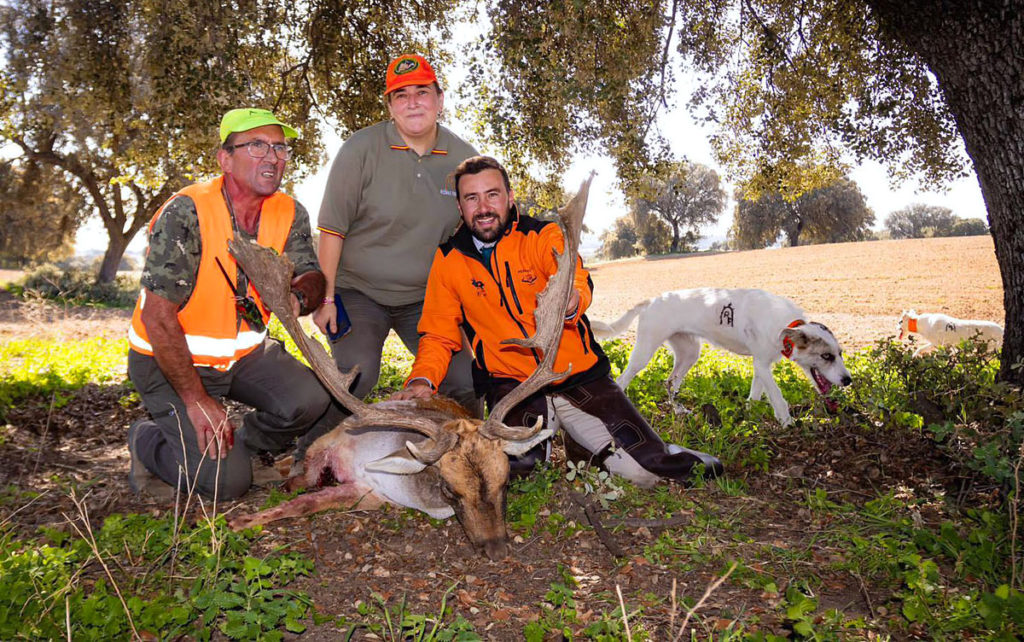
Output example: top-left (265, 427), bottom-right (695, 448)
top-left (587, 235), bottom-right (1003, 350)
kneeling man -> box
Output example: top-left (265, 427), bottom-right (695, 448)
top-left (393, 156), bottom-right (722, 485)
top-left (127, 108), bottom-right (338, 501)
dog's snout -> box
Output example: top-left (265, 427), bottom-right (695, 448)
top-left (841, 375), bottom-right (852, 387)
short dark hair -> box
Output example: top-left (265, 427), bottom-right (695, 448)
top-left (222, 131), bottom-right (239, 149)
top-left (453, 155), bottom-right (511, 200)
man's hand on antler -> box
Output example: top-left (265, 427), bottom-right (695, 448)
top-left (391, 378), bottom-right (434, 401)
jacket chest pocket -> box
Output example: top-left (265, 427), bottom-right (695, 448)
top-left (503, 262), bottom-right (546, 316)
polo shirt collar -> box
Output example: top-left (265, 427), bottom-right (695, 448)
top-left (386, 121), bottom-right (450, 156)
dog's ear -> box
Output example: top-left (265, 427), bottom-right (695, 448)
top-left (780, 326), bottom-right (810, 349)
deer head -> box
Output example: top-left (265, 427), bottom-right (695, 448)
top-left (229, 174), bottom-right (592, 559)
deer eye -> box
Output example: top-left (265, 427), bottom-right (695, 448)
top-left (439, 480), bottom-right (458, 501)
top-left (822, 353), bottom-right (835, 362)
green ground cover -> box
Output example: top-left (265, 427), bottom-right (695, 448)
top-left (1, 329), bottom-right (1022, 639)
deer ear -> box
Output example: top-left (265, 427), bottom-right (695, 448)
top-left (365, 448), bottom-right (429, 475)
top-left (780, 326), bottom-right (809, 349)
top-left (502, 427), bottom-right (555, 456)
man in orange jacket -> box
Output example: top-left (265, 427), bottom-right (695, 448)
top-left (127, 108), bottom-right (338, 501)
top-left (393, 156), bottom-right (722, 484)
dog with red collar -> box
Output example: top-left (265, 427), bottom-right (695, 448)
top-left (591, 288), bottom-right (852, 426)
top-left (898, 309), bottom-right (1003, 356)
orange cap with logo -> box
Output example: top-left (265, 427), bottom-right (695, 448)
top-left (385, 54), bottom-right (439, 95)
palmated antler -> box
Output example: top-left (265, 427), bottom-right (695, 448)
top-left (478, 173), bottom-right (594, 441)
top-left (228, 239), bottom-right (450, 450)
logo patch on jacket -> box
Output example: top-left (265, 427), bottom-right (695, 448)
top-left (471, 279), bottom-right (486, 296)
top-left (518, 269), bottom-right (538, 285)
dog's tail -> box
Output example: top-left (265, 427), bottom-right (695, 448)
top-left (590, 301), bottom-right (648, 340)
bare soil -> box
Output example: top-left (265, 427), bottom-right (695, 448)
top-left (588, 235), bottom-right (1003, 351)
top-left (0, 236), bottom-right (1005, 638)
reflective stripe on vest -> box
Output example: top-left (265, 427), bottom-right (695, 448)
top-left (128, 176), bottom-right (295, 370)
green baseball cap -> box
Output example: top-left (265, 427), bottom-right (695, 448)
top-left (219, 108), bottom-right (299, 142)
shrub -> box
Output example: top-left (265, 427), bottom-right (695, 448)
top-left (10, 264), bottom-right (139, 308)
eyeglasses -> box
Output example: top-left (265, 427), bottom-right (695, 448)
top-left (225, 140), bottom-right (293, 161)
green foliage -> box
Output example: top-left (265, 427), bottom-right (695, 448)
top-left (506, 466), bottom-right (559, 533)
top-left (0, 513), bottom-right (312, 640)
top-left (0, 159), bottom-right (84, 266)
top-left (348, 585), bottom-right (480, 641)
top-left (465, 0), bottom-right (672, 189)
top-left (847, 339), bottom-right (1021, 490)
top-left (0, 336), bottom-right (127, 418)
top-left (632, 161), bottom-right (727, 254)
top-left (11, 264), bottom-right (139, 307)
top-left (523, 565), bottom-right (579, 640)
top-left (566, 460), bottom-right (623, 509)
top-left (1, 0), bottom-right (453, 282)
top-left (885, 203), bottom-right (958, 239)
top-left (733, 175), bottom-right (874, 249)
top-left (949, 218), bottom-right (989, 237)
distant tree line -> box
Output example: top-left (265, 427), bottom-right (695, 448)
top-left (884, 204), bottom-right (988, 239)
top-left (597, 169), bottom-right (987, 259)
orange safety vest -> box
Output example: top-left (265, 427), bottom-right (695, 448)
top-left (128, 176), bottom-right (295, 370)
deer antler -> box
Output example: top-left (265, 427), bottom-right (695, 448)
top-left (478, 173), bottom-right (593, 440)
top-left (228, 239), bottom-right (445, 441)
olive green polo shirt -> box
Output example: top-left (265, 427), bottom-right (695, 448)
top-left (317, 121), bottom-right (478, 306)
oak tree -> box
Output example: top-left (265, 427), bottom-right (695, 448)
top-left (471, 0), bottom-right (1024, 384)
top-left (733, 176), bottom-right (874, 249)
top-left (0, 0), bottom-right (451, 283)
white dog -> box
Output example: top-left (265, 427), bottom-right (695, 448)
top-left (898, 309), bottom-right (1003, 355)
top-left (591, 288), bottom-right (853, 426)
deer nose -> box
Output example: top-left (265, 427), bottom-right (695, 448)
top-left (841, 375), bottom-right (852, 387)
top-left (482, 537), bottom-right (509, 561)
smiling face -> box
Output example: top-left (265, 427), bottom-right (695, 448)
top-left (387, 83), bottom-right (443, 142)
top-left (217, 124), bottom-right (287, 197)
top-left (457, 168), bottom-right (515, 243)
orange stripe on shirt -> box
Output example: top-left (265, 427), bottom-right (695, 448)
top-left (317, 227), bottom-right (345, 239)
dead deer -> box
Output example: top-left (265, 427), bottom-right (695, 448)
top-left (224, 176), bottom-right (593, 560)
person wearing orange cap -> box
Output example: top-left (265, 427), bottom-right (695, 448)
top-left (312, 54), bottom-right (480, 413)
top-left (127, 108), bottom-right (337, 502)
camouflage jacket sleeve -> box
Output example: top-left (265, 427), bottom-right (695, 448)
top-left (140, 195), bottom-right (201, 306)
top-left (283, 201), bottom-right (320, 276)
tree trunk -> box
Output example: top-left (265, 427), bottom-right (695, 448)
top-left (785, 203), bottom-right (802, 247)
top-left (865, 0), bottom-right (1024, 384)
top-left (670, 222), bottom-right (682, 253)
top-left (96, 232), bottom-right (130, 284)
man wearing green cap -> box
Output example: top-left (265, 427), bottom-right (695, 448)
top-left (126, 108), bottom-right (337, 502)
top-left (312, 54), bottom-right (479, 414)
